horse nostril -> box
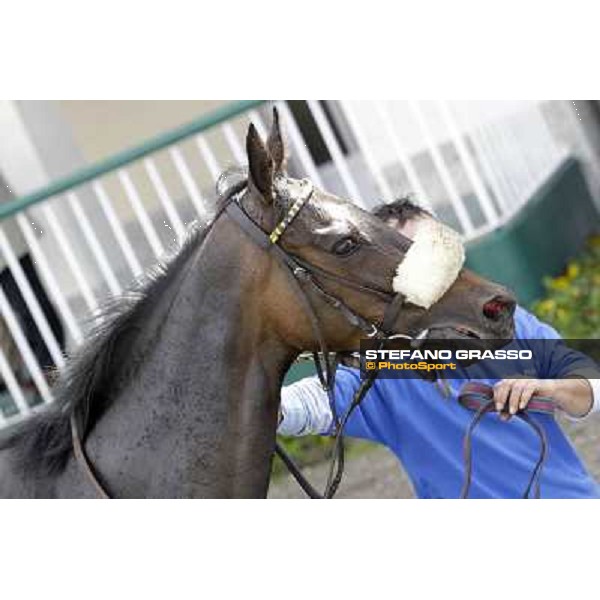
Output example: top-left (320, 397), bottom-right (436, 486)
top-left (483, 296), bottom-right (516, 321)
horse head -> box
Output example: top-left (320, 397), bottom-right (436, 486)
top-left (234, 108), bottom-right (515, 353)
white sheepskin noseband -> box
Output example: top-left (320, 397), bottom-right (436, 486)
top-left (392, 218), bottom-right (465, 309)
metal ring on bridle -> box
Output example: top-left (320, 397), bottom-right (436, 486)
top-left (366, 324), bottom-right (380, 338)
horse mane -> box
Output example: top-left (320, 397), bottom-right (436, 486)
top-left (0, 180), bottom-right (241, 478)
top-left (371, 196), bottom-right (430, 224)
top-left (0, 173), bottom-right (421, 479)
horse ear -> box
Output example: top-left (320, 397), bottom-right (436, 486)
top-left (267, 107), bottom-right (288, 173)
top-left (246, 123), bottom-right (274, 202)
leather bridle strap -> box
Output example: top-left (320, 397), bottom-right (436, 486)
top-left (293, 257), bottom-right (397, 303)
top-left (274, 443), bottom-right (323, 498)
top-left (225, 202), bottom-right (388, 338)
top-left (458, 383), bottom-right (553, 499)
top-left (317, 290), bottom-right (408, 498)
top-left (225, 188), bottom-right (412, 499)
top-left (71, 415), bottom-right (110, 499)
top-left (459, 381), bottom-right (556, 415)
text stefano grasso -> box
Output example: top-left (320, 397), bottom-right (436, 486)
top-left (364, 349), bottom-right (534, 361)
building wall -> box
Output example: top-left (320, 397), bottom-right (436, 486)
top-left (57, 100), bottom-right (225, 162)
top-left (56, 100), bottom-right (246, 223)
top-left (466, 157), bottom-right (599, 304)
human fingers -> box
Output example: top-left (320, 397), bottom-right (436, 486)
top-left (493, 379), bottom-right (513, 414)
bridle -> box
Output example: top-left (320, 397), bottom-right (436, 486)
top-left (224, 177), bottom-right (414, 499)
top-left (70, 175), bottom-right (413, 499)
top-left (70, 175), bottom-right (550, 500)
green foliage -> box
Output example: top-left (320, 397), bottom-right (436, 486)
top-left (272, 435), bottom-right (373, 479)
top-left (532, 235), bottom-right (600, 337)
top-left (272, 435), bottom-right (336, 478)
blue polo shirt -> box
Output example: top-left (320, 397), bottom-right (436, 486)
top-left (282, 307), bottom-right (600, 498)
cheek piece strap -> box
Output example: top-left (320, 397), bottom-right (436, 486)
top-left (225, 178), bottom-right (421, 498)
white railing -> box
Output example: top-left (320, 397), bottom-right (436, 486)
top-left (335, 100), bottom-right (569, 237)
top-left (0, 100), bottom-right (573, 424)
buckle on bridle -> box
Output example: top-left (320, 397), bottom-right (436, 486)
top-left (385, 328), bottom-right (430, 347)
top-left (293, 266), bottom-right (310, 281)
top-left (367, 324), bottom-right (380, 338)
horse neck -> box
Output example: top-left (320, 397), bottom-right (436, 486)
top-left (78, 216), bottom-right (296, 498)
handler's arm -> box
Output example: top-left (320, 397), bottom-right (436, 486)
top-left (495, 309), bottom-right (600, 418)
top-left (278, 367), bottom-right (374, 437)
top-left (277, 376), bottom-right (333, 436)
top-left (539, 343), bottom-right (600, 418)
top-left (535, 325), bottom-right (600, 418)
top-left (494, 377), bottom-right (598, 418)
top-left (546, 378), bottom-right (597, 418)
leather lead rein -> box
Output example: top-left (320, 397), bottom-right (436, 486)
top-left (458, 382), bottom-right (554, 499)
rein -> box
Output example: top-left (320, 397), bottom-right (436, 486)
top-left (458, 382), bottom-right (554, 498)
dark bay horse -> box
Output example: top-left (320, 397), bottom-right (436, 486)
top-left (0, 111), bottom-right (515, 497)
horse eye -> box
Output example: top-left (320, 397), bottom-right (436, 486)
top-left (332, 237), bottom-right (360, 256)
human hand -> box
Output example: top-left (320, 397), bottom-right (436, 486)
top-left (492, 378), bottom-right (556, 419)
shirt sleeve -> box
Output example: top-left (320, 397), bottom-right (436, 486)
top-left (277, 367), bottom-right (376, 438)
top-left (586, 379), bottom-right (600, 416)
top-left (277, 376), bottom-right (333, 436)
top-left (545, 346), bottom-right (600, 419)
top-left (517, 308), bottom-right (600, 418)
